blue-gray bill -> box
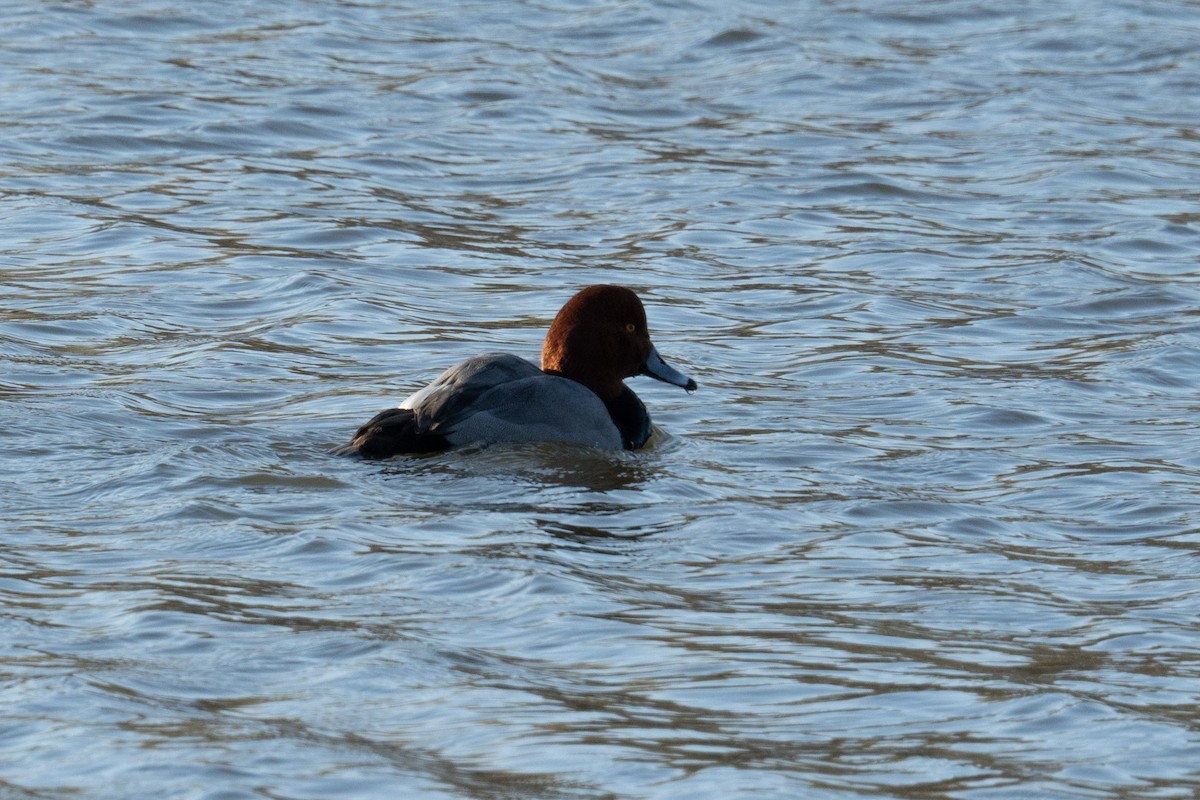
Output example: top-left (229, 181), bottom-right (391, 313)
top-left (641, 345), bottom-right (697, 393)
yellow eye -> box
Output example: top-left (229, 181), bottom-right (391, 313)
top-left (625, 323), bottom-right (636, 333)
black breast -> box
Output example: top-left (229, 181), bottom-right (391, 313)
top-left (604, 386), bottom-right (652, 450)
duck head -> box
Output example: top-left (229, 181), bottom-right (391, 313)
top-left (541, 285), bottom-right (697, 401)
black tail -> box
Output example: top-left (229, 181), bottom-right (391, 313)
top-left (331, 407), bottom-right (450, 459)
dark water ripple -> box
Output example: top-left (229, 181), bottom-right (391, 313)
top-left (3, 0), bottom-right (1200, 797)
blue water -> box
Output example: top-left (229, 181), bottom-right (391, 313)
top-left (3, 1), bottom-right (1200, 798)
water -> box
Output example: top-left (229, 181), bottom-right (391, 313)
top-left (3, 0), bottom-right (1200, 797)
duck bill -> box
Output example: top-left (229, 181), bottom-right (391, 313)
top-left (641, 344), bottom-right (697, 392)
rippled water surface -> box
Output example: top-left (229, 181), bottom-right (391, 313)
top-left (4, 1), bottom-right (1200, 797)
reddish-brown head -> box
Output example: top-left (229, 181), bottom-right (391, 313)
top-left (541, 285), bottom-right (695, 400)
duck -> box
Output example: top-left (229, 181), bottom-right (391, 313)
top-left (332, 285), bottom-right (696, 459)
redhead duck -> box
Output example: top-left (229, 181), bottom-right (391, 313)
top-left (332, 285), bottom-right (696, 459)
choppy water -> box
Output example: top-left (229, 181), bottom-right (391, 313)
top-left (3, 1), bottom-right (1200, 798)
